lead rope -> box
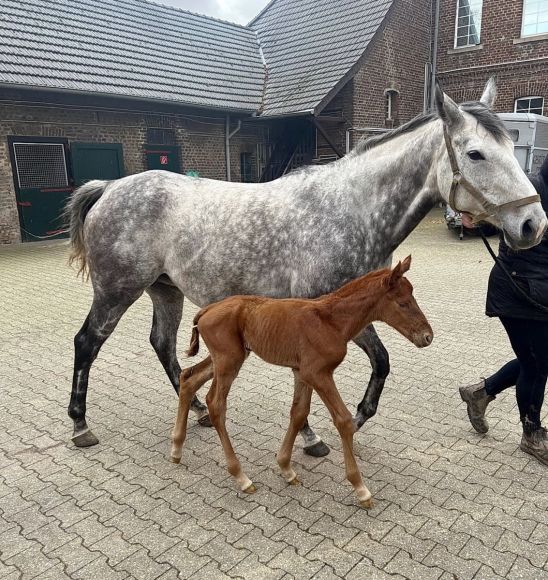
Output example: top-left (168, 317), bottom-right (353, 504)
top-left (479, 229), bottom-right (548, 314)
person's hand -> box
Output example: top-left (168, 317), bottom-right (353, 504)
top-left (461, 212), bottom-right (475, 229)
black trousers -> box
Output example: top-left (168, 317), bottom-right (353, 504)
top-left (484, 317), bottom-right (548, 432)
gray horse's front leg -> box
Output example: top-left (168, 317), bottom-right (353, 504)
top-left (294, 372), bottom-right (331, 457)
top-left (353, 325), bottom-right (390, 429)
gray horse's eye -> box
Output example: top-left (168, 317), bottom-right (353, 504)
top-left (467, 150), bottom-right (485, 161)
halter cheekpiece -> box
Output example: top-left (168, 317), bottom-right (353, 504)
top-left (442, 126), bottom-right (540, 224)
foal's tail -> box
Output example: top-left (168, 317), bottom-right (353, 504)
top-left (64, 180), bottom-right (109, 278)
top-left (186, 308), bottom-right (208, 356)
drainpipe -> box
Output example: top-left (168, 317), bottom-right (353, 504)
top-left (225, 115), bottom-right (242, 182)
top-left (429, 0), bottom-right (441, 111)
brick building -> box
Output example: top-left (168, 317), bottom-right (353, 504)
top-left (436, 0), bottom-right (548, 111)
top-left (0, 0), bottom-right (433, 244)
top-left (1, 0), bottom-right (546, 244)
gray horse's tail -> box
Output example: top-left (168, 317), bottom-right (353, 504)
top-left (64, 180), bottom-right (108, 278)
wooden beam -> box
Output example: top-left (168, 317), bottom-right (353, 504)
top-left (311, 117), bottom-right (344, 159)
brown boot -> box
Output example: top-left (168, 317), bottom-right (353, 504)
top-left (520, 427), bottom-right (548, 466)
top-left (459, 380), bottom-right (495, 434)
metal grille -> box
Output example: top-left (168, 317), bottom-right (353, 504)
top-left (13, 143), bottom-right (69, 189)
top-left (146, 128), bottom-right (176, 145)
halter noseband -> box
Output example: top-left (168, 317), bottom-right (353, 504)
top-left (443, 126), bottom-right (540, 224)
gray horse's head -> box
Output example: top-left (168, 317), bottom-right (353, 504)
top-left (435, 79), bottom-right (547, 250)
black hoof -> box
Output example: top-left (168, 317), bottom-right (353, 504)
top-left (303, 440), bottom-right (330, 457)
top-left (197, 414), bottom-right (213, 428)
top-left (72, 429), bottom-right (99, 448)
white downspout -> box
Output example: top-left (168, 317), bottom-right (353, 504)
top-left (225, 115), bottom-right (242, 182)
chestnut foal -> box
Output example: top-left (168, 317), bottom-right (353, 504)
top-left (170, 256), bottom-right (433, 508)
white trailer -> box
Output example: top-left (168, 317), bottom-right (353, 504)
top-left (499, 112), bottom-right (548, 175)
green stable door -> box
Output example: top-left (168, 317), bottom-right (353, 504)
top-left (145, 145), bottom-right (181, 173)
top-left (71, 143), bottom-right (125, 186)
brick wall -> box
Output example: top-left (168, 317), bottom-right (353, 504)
top-left (0, 103), bottom-right (270, 243)
top-left (437, 0), bottom-right (548, 111)
top-left (346, 0), bottom-right (432, 150)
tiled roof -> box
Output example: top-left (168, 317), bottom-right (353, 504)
top-left (0, 0), bottom-right (265, 112)
top-left (250, 0), bottom-right (393, 117)
top-left (0, 0), bottom-right (393, 117)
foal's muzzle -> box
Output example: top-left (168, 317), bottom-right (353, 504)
top-left (414, 331), bottom-right (433, 348)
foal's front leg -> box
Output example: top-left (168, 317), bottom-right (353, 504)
top-left (313, 372), bottom-right (372, 508)
top-left (277, 374), bottom-right (313, 485)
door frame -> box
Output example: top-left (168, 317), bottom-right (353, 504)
top-left (7, 136), bottom-right (72, 241)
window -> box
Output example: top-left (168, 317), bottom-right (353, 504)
top-left (12, 142), bottom-right (69, 189)
top-left (240, 152), bottom-right (254, 182)
top-left (384, 89), bottom-right (400, 127)
top-left (522, 0), bottom-right (548, 36)
top-left (455, 0), bottom-right (483, 47)
top-left (514, 96), bottom-right (545, 114)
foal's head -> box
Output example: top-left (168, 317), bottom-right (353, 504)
top-left (378, 256), bottom-right (433, 348)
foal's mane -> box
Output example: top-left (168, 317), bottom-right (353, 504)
top-left (352, 100), bottom-right (509, 156)
top-left (331, 268), bottom-right (391, 299)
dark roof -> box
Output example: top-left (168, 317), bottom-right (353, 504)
top-left (250, 0), bottom-right (393, 117)
top-left (0, 0), bottom-right (265, 112)
top-left (0, 0), bottom-right (393, 117)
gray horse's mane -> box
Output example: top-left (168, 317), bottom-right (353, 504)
top-left (352, 101), bottom-right (509, 156)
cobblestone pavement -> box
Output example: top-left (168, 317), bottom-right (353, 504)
top-left (1, 210), bottom-right (547, 580)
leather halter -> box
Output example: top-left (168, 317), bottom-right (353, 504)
top-left (443, 126), bottom-right (540, 224)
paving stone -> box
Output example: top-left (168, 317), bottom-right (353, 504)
top-left (305, 538), bottom-right (361, 577)
top-left (115, 548), bottom-right (171, 579)
top-left (91, 530), bottom-right (141, 566)
top-left (5, 543), bottom-right (59, 579)
top-left (197, 536), bottom-right (250, 572)
top-left (384, 550), bottom-right (443, 580)
top-left (268, 546), bottom-right (324, 579)
top-left (459, 537), bottom-right (516, 577)
top-left (73, 555), bottom-right (129, 579)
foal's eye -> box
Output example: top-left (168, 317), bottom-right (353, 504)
top-left (467, 150), bottom-right (485, 161)
top-left (398, 302), bottom-right (410, 309)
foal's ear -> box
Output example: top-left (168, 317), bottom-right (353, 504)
top-left (480, 77), bottom-right (497, 109)
top-left (388, 261), bottom-right (404, 288)
top-left (401, 255), bottom-right (412, 273)
top-left (434, 80), bottom-right (463, 130)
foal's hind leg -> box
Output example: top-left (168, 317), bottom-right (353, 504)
top-left (170, 368), bottom-right (207, 463)
top-left (353, 325), bottom-right (390, 430)
top-left (206, 355), bottom-right (254, 493)
top-left (69, 295), bottom-right (139, 447)
top-left (146, 282), bottom-right (211, 426)
top-left (277, 374), bottom-right (313, 485)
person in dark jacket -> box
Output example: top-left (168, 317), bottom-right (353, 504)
top-left (460, 155), bottom-right (548, 466)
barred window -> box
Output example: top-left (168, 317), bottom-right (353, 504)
top-left (514, 96), bottom-right (544, 115)
top-left (12, 142), bottom-right (69, 189)
top-left (455, 0), bottom-right (483, 47)
top-left (522, 0), bottom-right (548, 36)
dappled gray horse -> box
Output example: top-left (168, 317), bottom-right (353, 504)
top-left (66, 80), bottom-right (546, 454)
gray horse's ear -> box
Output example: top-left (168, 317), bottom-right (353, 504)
top-left (434, 81), bottom-right (463, 130)
top-left (480, 77), bottom-right (497, 109)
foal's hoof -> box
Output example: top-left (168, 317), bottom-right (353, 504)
top-left (288, 476), bottom-right (300, 486)
top-left (243, 483), bottom-right (257, 494)
top-left (303, 440), bottom-right (330, 457)
top-left (197, 414), bottom-right (213, 428)
top-left (72, 429), bottom-right (99, 448)
top-left (360, 498), bottom-right (373, 509)
top-left (170, 456), bottom-right (181, 464)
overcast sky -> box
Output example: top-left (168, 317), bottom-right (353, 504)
top-left (157, 0), bottom-right (271, 24)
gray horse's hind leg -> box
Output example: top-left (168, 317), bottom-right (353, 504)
top-left (146, 282), bottom-right (210, 426)
top-left (353, 325), bottom-right (390, 429)
top-left (69, 296), bottom-right (138, 447)
top-left (294, 372), bottom-right (331, 457)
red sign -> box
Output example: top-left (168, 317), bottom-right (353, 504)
top-left (160, 155), bottom-right (168, 165)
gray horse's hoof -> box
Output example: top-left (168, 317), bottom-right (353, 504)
top-left (198, 414), bottom-right (213, 428)
top-left (303, 440), bottom-right (330, 457)
top-left (72, 429), bottom-right (99, 447)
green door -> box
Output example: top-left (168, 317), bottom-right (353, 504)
top-left (71, 143), bottom-right (125, 187)
top-left (9, 137), bottom-right (72, 241)
top-left (145, 145), bottom-right (181, 173)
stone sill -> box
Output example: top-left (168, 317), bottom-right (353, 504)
top-left (447, 44), bottom-right (483, 54)
top-left (513, 33), bottom-right (548, 44)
